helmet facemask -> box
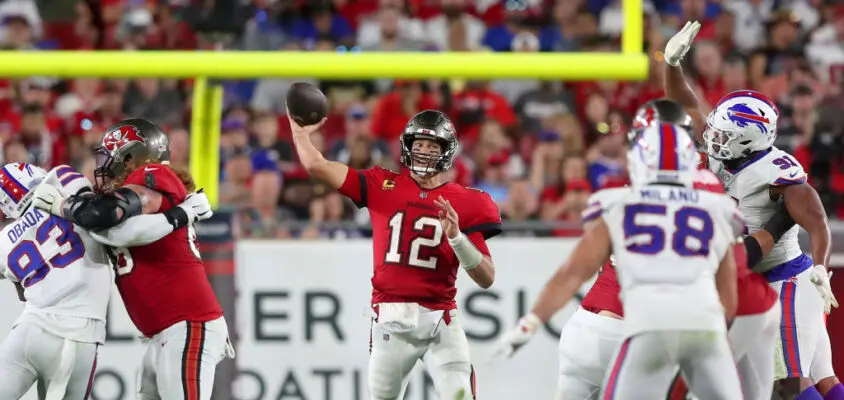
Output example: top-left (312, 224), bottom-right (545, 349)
top-left (93, 146), bottom-right (122, 193)
top-left (703, 115), bottom-right (743, 161)
top-left (400, 135), bottom-right (456, 177)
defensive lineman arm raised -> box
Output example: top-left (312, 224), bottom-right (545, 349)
top-left (663, 21), bottom-right (839, 398)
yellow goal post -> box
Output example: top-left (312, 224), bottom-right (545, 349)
top-left (0, 0), bottom-right (644, 208)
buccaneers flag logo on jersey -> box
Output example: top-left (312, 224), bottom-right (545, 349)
top-left (102, 125), bottom-right (145, 153)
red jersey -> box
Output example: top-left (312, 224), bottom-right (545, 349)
top-left (109, 165), bottom-right (222, 337)
top-left (734, 239), bottom-right (778, 315)
top-left (339, 166), bottom-right (502, 310)
top-left (580, 260), bottom-right (623, 316)
top-left (580, 169), bottom-right (776, 316)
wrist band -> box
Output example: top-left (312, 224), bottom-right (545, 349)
top-left (448, 233), bottom-right (483, 271)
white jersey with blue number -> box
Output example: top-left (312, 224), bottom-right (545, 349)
top-left (0, 166), bottom-right (111, 344)
top-left (585, 185), bottom-right (742, 336)
top-left (708, 147), bottom-right (805, 272)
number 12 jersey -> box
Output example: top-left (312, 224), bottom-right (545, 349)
top-left (339, 167), bottom-right (502, 310)
top-left (583, 184), bottom-right (742, 336)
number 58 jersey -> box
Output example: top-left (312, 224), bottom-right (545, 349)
top-left (584, 184), bottom-right (743, 336)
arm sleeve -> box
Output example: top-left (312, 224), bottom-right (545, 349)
top-left (89, 213), bottom-right (176, 247)
top-left (61, 188), bottom-right (144, 231)
top-left (768, 152), bottom-right (808, 186)
top-left (462, 191), bottom-right (503, 239)
top-left (337, 167), bottom-right (382, 208)
top-left (50, 165), bottom-right (92, 197)
top-left (581, 198), bottom-right (604, 224)
top-left (466, 232), bottom-right (491, 257)
top-left (581, 190), bottom-right (615, 224)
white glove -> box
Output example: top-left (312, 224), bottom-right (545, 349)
top-left (664, 20), bottom-right (701, 66)
top-left (809, 265), bottom-right (839, 314)
top-left (491, 314), bottom-right (542, 359)
top-left (31, 183), bottom-right (64, 217)
top-left (178, 191), bottom-right (213, 223)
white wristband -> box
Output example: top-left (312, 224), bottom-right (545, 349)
top-left (519, 313), bottom-right (542, 334)
top-left (448, 232), bottom-right (483, 271)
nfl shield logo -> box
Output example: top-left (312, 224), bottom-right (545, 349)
top-left (419, 192), bottom-right (428, 199)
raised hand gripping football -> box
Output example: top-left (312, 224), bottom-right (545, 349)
top-left (664, 20), bottom-right (701, 66)
top-left (285, 106), bottom-right (327, 138)
top-left (434, 195), bottom-right (460, 239)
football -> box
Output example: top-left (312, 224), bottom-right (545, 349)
top-left (286, 82), bottom-right (328, 126)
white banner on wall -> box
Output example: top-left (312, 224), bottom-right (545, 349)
top-left (233, 239), bottom-right (586, 400)
top-left (0, 238), bottom-right (589, 400)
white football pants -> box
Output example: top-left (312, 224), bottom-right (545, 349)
top-left (368, 305), bottom-right (475, 400)
top-left (0, 319), bottom-right (99, 400)
top-left (602, 330), bottom-right (742, 400)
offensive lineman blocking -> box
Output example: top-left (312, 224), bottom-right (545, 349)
top-left (0, 162), bottom-right (213, 399)
top-left (32, 119), bottom-right (234, 400)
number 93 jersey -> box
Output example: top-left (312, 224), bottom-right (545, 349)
top-left (708, 147), bottom-right (805, 272)
top-left (0, 168), bottom-right (112, 344)
top-left (339, 166), bottom-right (502, 310)
top-left (584, 185), bottom-right (743, 336)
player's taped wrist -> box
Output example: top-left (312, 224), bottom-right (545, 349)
top-left (519, 313), bottom-right (542, 334)
top-left (448, 232), bottom-right (483, 270)
top-left (163, 206), bottom-right (191, 229)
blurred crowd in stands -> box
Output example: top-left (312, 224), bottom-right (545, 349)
top-left (0, 0), bottom-right (843, 239)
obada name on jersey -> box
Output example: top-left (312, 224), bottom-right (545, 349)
top-left (1, 237), bottom-right (842, 400)
top-left (5, 209), bottom-right (46, 244)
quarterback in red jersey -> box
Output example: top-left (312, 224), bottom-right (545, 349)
top-left (32, 118), bottom-right (233, 400)
top-left (289, 109), bottom-right (501, 400)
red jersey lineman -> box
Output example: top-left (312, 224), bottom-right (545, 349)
top-left (289, 109), bottom-right (500, 400)
top-left (47, 119), bottom-right (234, 400)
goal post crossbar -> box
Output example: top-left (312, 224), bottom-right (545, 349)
top-left (0, 0), bottom-right (643, 208)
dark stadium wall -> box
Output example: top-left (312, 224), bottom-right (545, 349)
top-left (197, 211), bottom-right (237, 400)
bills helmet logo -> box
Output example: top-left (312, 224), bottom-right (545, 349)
top-left (102, 125), bottom-right (145, 153)
top-left (726, 103), bottom-right (770, 134)
top-left (632, 106), bottom-right (656, 130)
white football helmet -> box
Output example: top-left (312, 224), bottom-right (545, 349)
top-left (0, 163), bottom-right (47, 219)
top-left (703, 90), bottom-right (779, 160)
top-left (627, 122), bottom-right (698, 187)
